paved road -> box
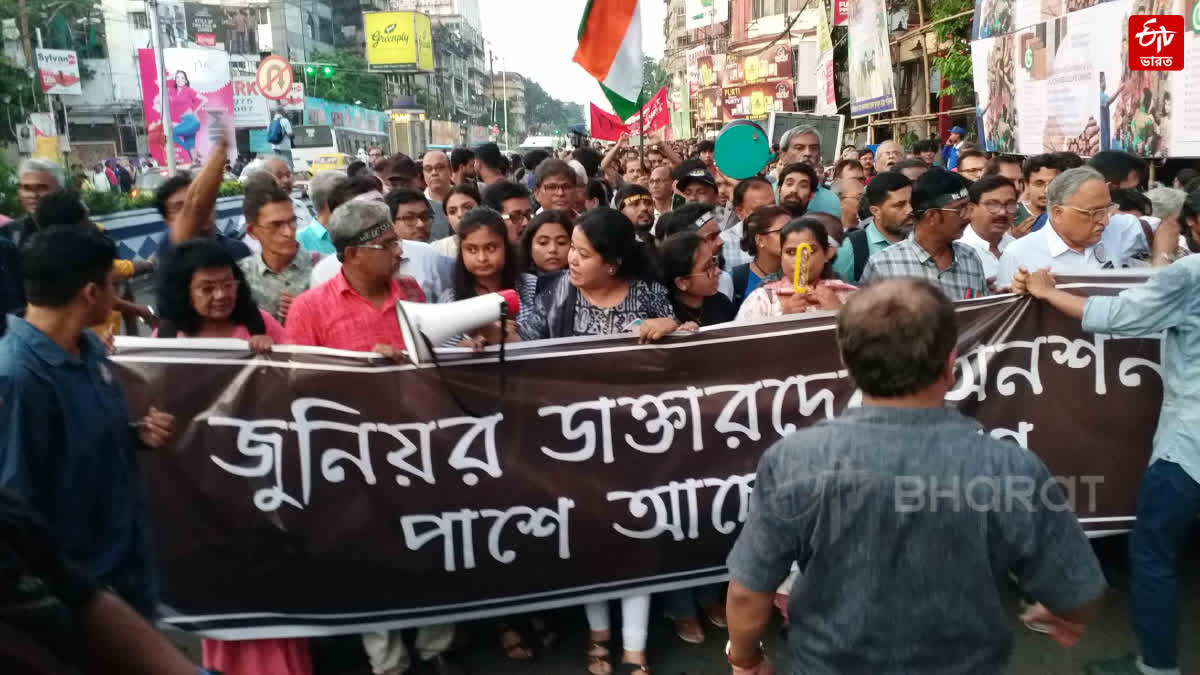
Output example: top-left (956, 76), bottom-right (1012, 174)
top-left (168, 532), bottom-right (1200, 674)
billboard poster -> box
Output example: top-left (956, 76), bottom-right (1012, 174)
top-left (971, 0), bottom-right (1181, 157)
top-left (156, 0), bottom-right (188, 49)
top-left (221, 6), bottom-right (259, 54)
top-left (815, 0), bottom-right (838, 115)
top-left (138, 47), bottom-right (235, 166)
top-left (723, 43), bottom-right (793, 86)
top-left (847, 0), bottom-right (898, 117)
top-left (832, 0), bottom-right (851, 25)
top-left (232, 75), bottom-right (269, 128)
top-left (721, 80), bottom-right (795, 122)
top-left (363, 11), bottom-right (434, 72)
top-left (685, 45), bottom-right (709, 97)
top-left (685, 0), bottom-right (729, 30)
top-left (30, 113), bottom-right (61, 162)
top-left (185, 3), bottom-right (225, 48)
top-left (303, 97), bottom-right (389, 134)
top-left (35, 49), bottom-right (82, 95)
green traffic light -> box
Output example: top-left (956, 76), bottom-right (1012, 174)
top-left (305, 65), bottom-right (315, 75)
top-left (322, 65), bottom-right (334, 76)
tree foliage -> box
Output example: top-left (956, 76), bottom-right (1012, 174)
top-left (0, 0), bottom-right (106, 58)
top-left (930, 0), bottom-right (975, 100)
top-left (642, 56), bottom-right (669, 96)
top-left (292, 49), bottom-right (387, 110)
top-left (523, 78), bottom-right (583, 135)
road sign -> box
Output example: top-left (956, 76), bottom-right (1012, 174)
top-left (256, 55), bottom-right (293, 101)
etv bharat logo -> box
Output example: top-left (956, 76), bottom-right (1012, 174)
top-left (1128, 14), bottom-right (1184, 70)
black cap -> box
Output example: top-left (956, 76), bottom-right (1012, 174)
top-left (674, 158), bottom-right (717, 192)
top-left (912, 167), bottom-right (971, 213)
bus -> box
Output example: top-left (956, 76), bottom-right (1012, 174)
top-left (291, 125), bottom-right (391, 173)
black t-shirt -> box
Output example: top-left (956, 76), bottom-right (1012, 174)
top-left (672, 293), bottom-right (735, 327)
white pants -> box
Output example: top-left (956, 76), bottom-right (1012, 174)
top-left (361, 624), bottom-right (455, 675)
top-left (584, 594), bottom-right (651, 652)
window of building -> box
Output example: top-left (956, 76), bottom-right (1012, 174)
top-left (752, 0), bottom-right (803, 19)
top-left (129, 11), bottom-right (149, 29)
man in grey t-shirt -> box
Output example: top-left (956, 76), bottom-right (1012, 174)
top-left (725, 278), bottom-right (1106, 675)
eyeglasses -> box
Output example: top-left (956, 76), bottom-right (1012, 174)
top-left (355, 239), bottom-right (403, 251)
top-left (759, 226), bottom-right (785, 236)
top-left (936, 203), bottom-right (972, 219)
top-left (257, 219), bottom-right (298, 233)
top-left (1063, 203), bottom-right (1119, 222)
top-left (540, 182), bottom-right (575, 194)
top-left (395, 212), bottom-right (431, 225)
top-left (687, 257), bottom-right (721, 278)
top-left (502, 210), bottom-right (533, 224)
top-left (980, 201), bottom-right (1019, 215)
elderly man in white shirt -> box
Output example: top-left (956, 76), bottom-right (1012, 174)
top-left (996, 167), bottom-right (1150, 288)
top-left (960, 174), bottom-right (1018, 285)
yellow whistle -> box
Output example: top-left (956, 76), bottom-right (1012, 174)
top-left (793, 243), bottom-right (813, 294)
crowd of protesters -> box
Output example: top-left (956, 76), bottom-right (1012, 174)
top-left (0, 119), bottom-right (1195, 675)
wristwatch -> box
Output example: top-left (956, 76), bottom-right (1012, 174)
top-left (725, 640), bottom-right (765, 669)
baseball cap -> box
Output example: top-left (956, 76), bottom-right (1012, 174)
top-left (673, 159), bottom-right (717, 192)
top-left (911, 167), bottom-right (971, 213)
top-left (950, 126), bottom-right (966, 135)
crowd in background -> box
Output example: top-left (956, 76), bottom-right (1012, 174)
top-left (0, 121), bottom-right (1196, 675)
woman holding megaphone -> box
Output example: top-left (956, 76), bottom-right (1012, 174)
top-left (436, 207), bottom-right (522, 349)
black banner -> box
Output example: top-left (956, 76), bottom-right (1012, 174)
top-left (112, 281), bottom-right (1161, 639)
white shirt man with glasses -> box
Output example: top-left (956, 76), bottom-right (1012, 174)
top-left (996, 167), bottom-right (1150, 288)
top-left (960, 174), bottom-right (1019, 284)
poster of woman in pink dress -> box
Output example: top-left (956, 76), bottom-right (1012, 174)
top-left (138, 47), bottom-right (234, 167)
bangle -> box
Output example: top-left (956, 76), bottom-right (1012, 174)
top-left (725, 640), bottom-right (765, 669)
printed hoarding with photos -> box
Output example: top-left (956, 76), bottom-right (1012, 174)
top-left (721, 81), bottom-right (795, 122)
top-left (970, 0), bottom-right (1189, 157)
top-left (36, 49), bottom-right (81, 95)
top-left (185, 3), bottom-right (225, 47)
top-left (138, 47), bottom-right (235, 166)
top-left (847, 0), bottom-right (898, 117)
top-left (363, 11), bottom-right (434, 72)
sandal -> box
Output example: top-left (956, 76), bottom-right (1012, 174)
top-left (617, 662), bottom-right (651, 675)
top-left (587, 639), bottom-right (612, 675)
top-left (674, 617), bottom-right (705, 644)
top-left (499, 623), bottom-right (535, 661)
top-left (704, 600), bottom-right (728, 629)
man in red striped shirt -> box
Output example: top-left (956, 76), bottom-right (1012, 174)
top-left (286, 200), bottom-right (424, 359)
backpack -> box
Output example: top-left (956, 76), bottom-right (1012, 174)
top-left (266, 117), bottom-right (284, 145)
top-left (847, 227), bottom-right (871, 282)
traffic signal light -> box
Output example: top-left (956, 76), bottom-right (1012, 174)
top-left (305, 65), bottom-right (315, 75)
top-left (322, 65), bottom-right (334, 77)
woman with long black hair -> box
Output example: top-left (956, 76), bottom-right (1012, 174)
top-left (154, 239), bottom-right (283, 351)
top-left (436, 207), bottom-right (521, 347)
top-left (519, 207), bottom-right (676, 344)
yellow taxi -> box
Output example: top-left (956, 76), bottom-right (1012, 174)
top-left (307, 153), bottom-right (353, 176)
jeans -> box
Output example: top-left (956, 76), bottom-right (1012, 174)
top-left (585, 594), bottom-right (650, 652)
top-left (1130, 459), bottom-right (1200, 671)
top-left (662, 584), bottom-right (722, 621)
top-left (173, 113), bottom-right (200, 155)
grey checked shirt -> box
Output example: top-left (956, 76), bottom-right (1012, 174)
top-left (728, 406), bottom-right (1106, 675)
top-left (861, 237), bottom-right (990, 300)
top-left (720, 221), bottom-right (753, 270)
top-left (237, 251), bottom-right (315, 323)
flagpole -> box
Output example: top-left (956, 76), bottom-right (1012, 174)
top-left (638, 89), bottom-right (645, 167)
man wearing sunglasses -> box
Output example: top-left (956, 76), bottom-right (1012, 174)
top-left (862, 167), bottom-right (990, 300)
top-left (997, 166), bottom-right (1148, 288)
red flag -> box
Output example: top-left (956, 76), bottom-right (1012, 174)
top-left (590, 103), bottom-right (628, 141)
top-left (590, 87), bottom-right (671, 141)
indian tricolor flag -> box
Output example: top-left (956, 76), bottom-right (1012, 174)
top-left (573, 0), bottom-right (645, 121)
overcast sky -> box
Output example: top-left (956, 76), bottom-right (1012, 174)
top-left (479, 0), bottom-right (666, 111)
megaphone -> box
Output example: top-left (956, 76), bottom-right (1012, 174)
top-left (396, 289), bottom-right (520, 365)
